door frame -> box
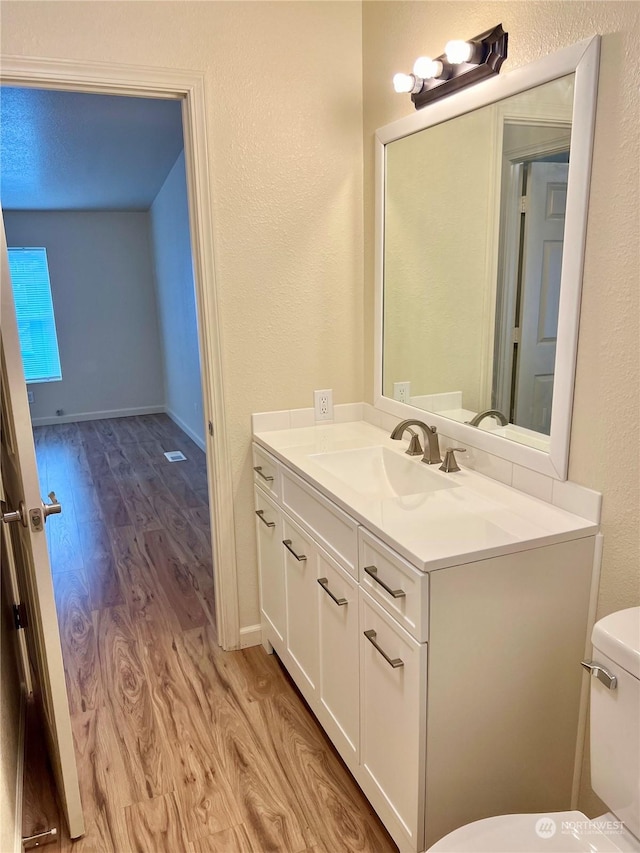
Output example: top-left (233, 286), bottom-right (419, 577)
top-left (493, 123), bottom-right (571, 421)
top-left (0, 54), bottom-right (240, 650)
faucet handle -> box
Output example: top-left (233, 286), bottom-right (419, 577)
top-left (405, 429), bottom-right (423, 456)
top-left (440, 447), bottom-right (466, 473)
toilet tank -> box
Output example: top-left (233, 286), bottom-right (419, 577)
top-left (589, 607), bottom-right (640, 841)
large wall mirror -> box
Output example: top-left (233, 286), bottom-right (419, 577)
top-left (374, 37), bottom-right (600, 479)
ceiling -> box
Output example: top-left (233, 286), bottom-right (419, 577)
top-left (0, 87), bottom-right (184, 210)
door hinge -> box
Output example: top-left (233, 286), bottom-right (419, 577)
top-left (512, 327), bottom-right (521, 344)
top-left (519, 195), bottom-right (528, 214)
top-left (13, 602), bottom-right (28, 631)
top-left (208, 421), bottom-right (214, 437)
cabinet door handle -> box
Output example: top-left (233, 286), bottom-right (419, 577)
top-left (364, 565), bottom-right (406, 599)
top-left (364, 629), bottom-right (404, 669)
top-left (255, 509), bottom-right (275, 528)
top-left (283, 539), bottom-right (307, 561)
top-left (253, 465), bottom-right (274, 483)
top-left (317, 577), bottom-right (347, 606)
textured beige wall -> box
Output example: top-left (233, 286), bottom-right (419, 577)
top-left (363, 0), bottom-right (640, 817)
top-left (1, 1), bottom-right (364, 630)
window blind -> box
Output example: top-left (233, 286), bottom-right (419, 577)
top-left (8, 247), bottom-right (62, 384)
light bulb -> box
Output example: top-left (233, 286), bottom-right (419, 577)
top-left (445, 39), bottom-right (474, 64)
top-left (412, 56), bottom-right (444, 80)
top-left (393, 72), bottom-right (420, 94)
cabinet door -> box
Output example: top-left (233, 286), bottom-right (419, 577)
top-left (254, 487), bottom-right (285, 653)
top-left (359, 591), bottom-right (427, 852)
top-left (317, 550), bottom-right (360, 764)
top-left (283, 516), bottom-right (319, 703)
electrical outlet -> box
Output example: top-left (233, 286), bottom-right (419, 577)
top-left (393, 381), bottom-right (411, 404)
top-left (314, 389), bottom-right (333, 421)
top-left (27, 390), bottom-right (34, 404)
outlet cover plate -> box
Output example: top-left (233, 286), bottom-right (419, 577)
top-left (314, 389), bottom-right (333, 421)
top-left (393, 381), bottom-right (411, 404)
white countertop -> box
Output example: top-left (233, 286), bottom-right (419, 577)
top-left (253, 421), bottom-right (597, 571)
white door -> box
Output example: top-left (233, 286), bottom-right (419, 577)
top-left (515, 162), bottom-right (568, 433)
top-left (1, 216), bottom-right (85, 838)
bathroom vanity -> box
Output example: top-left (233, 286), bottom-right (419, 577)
top-left (253, 420), bottom-right (598, 852)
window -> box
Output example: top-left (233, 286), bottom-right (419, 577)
top-left (8, 247), bottom-right (62, 384)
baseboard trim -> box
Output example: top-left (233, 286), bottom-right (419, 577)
top-left (14, 688), bottom-right (26, 853)
top-left (165, 409), bottom-right (206, 452)
top-left (239, 624), bottom-right (262, 649)
top-left (30, 405), bottom-right (165, 427)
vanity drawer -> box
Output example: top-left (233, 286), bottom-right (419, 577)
top-left (253, 444), bottom-right (280, 498)
top-left (281, 468), bottom-right (358, 579)
top-left (359, 529), bottom-right (429, 642)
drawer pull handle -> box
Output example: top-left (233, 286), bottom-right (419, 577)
top-left (255, 509), bottom-right (275, 528)
top-left (364, 629), bottom-right (404, 669)
top-left (254, 465), bottom-right (274, 483)
top-left (364, 565), bottom-right (406, 599)
top-left (317, 577), bottom-right (347, 606)
top-left (283, 539), bottom-right (307, 561)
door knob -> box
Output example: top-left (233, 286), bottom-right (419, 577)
top-left (2, 501), bottom-right (27, 527)
top-left (42, 492), bottom-right (62, 520)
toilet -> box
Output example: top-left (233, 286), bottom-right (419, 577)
top-left (427, 607), bottom-right (640, 852)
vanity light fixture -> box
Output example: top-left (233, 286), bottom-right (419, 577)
top-left (393, 57), bottom-right (447, 95)
top-left (393, 23), bottom-right (508, 110)
top-left (412, 56), bottom-right (446, 81)
top-left (444, 39), bottom-right (481, 65)
top-left (393, 72), bottom-right (423, 94)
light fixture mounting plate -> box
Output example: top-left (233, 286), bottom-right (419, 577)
top-left (412, 23), bottom-right (508, 110)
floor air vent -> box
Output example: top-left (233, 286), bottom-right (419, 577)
top-left (164, 450), bottom-right (187, 462)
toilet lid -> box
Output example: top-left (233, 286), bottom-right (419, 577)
top-left (427, 811), bottom-right (626, 852)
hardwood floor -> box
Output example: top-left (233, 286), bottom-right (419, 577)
top-left (30, 414), bottom-right (397, 853)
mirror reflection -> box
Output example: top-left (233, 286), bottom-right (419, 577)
top-left (382, 75), bottom-right (574, 451)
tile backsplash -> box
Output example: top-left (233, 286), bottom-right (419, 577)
top-left (252, 403), bottom-right (602, 524)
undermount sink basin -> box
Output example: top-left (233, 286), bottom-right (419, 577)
top-left (308, 446), bottom-right (455, 500)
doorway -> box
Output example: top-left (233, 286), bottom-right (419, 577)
top-left (0, 54), bottom-right (239, 840)
top-left (1, 82), bottom-right (218, 607)
top-left (0, 56), bottom-right (239, 650)
top-left (493, 120), bottom-right (571, 434)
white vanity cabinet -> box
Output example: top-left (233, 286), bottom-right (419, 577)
top-left (252, 436), bottom-right (597, 853)
top-left (254, 444), bottom-right (429, 850)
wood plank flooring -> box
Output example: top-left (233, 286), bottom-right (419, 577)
top-left (29, 414), bottom-right (397, 853)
